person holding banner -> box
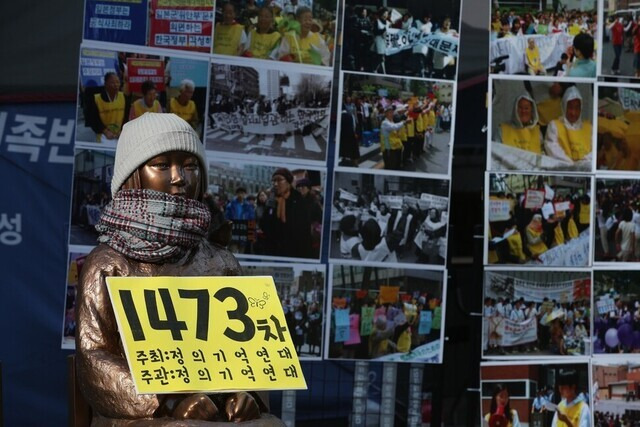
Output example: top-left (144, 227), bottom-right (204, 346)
top-left (168, 79), bottom-right (199, 131)
top-left (551, 370), bottom-right (591, 427)
top-left (276, 7), bottom-right (331, 66)
top-left (372, 8), bottom-right (391, 74)
top-left (432, 17), bottom-right (458, 80)
top-left (88, 71), bottom-right (126, 143)
top-left (213, 3), bottom-right (247, 56)
top-left (526, 214), bottom-right (549, 259)
top-left (242, 7), bottom-right (282, 59)
top-left (497, 93), bottom-right (543, 155)
top-left (129, 80), bottom-right (162, 120)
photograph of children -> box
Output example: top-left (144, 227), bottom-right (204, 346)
top-left (486, 173), bottom-right (593, 266)
top-left (481, 361), bottom-right (591, 427)
top-left (593, 360), bottom-right (640, 423)
top-left (212, 0), bottom-right (337, 67)
top-left (241, 262), bottom-right (326, 359)
top-left (61, 251), bottom-right (91, 349)
top-left (206, 62), bottom-right (331, 163)
top-left (594, 178), bottom-right (640, 263)
top-left (490, 1), bottom-right (597, 78)
top-left (326, 264), bottom-right (445, 363)
top-left (596, 84), bottom-right (640, 171)
top-left (490, 78), bottom-right (594, 172)
top-left (337, 72), bottom-right (453, 175)
top-left (601, 8), bottom-right (640, 78)
top-left (69, 149), bottom-right (115, 247)
top-left (593, 270), bottom-right (640, 354)
top-left (207, 159), bottom-right (325, 261)
top-left (75, 46), bottom-right (209, 147)
top-left (483, 270), bottom-right (591, 358)
top-left (330, 171), bottom-right (450, 267)
top-left (341, 0), bottom-right (461, 80)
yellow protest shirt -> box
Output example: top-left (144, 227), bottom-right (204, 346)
top-left (506, 231), bottom-right (526, 262)
top-left (500, 123), bottom-right (542, 153)
top-left (214, 23), bottom-right (245, 55)
top-left (579, 202), bottom-right (590, 226)
top-left (428, 111), bottom-right (436, 127)
top-left (247, 29), bottom-right (281, 59)
top-left (537, 97), bottom-right (562, 126)
top-left (553, 223), bottom-right (565, 246)
top-left (526, 227), bottom-right (548, 256)
top-left (555, 400), bottom-right (587, 427)
top-left (416, 114), bottom-right (425, 133)
top-left (526, 46), bottom-right (543, 72)
top-left (169, 98), bottom-right (198, 128)
top-left (488, 229), bottom-right (499, 264)
top-left (552, 119), bottom-right (592, 161)
top-left (568, 217), bottom-right (579, 239)
top-left (406, 119), bottom-right (415, 138)
top-left (568, 24), bottom-right (581, 36)
top-left (396, 330), bottom-right (411, 352)
top-left (399, 124), bottom-right (408, 142)
top-left (284, 31), bottom-right (326, 65)
top-left (381, 129), bottom-right (403, 152)
top-left (598, 116), bottom-right (628, 140)
top-left (131, 99), bottom-right (161, 119)
top-left (94, 92), bottom-right (125, 139)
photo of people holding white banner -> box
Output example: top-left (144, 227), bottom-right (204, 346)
top-left (341, 0), bottom-right (461, 80)
top-left (330, 171), bottom-right (449, 266)
top-left (326, 264), bottom-right (445, 363)
top-left (337, 72), bottom-right (453, 174)
top-left (490, 77), bottom-right (594, 172)
top-left (490, 2), bottom-right (597, 77)
top-left (483, 270), bottom-right (591, 357)
top-left (596, 84), bottom-right (640, 171)
top-left (486, 173), bottom-right (592, 266)
top-left (206, 61), bottom-right (331, 163)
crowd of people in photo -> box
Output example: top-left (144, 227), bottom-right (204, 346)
top-left (281, 296), bottom-right (323, 356)
top-left (605, 11), bottom-right (640, 77)
top-left (595, 411), bottom-right (640, 427)
top-left (593, 291), bottom-right (640, 353)
top-left (595, 181), bottom-right (640, 261)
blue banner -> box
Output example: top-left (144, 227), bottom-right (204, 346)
top-left (84, 0), bottom-right (149, 46)
top-left (79, 47), bottom-right (120, 88)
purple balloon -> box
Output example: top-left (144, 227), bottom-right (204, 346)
top-left (618, 324), bottom-right (634, 347)
top-left (605, 328), bottom-right (620, 348)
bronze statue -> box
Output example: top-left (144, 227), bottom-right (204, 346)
top-left (76, 113), bottom-right (284, 425)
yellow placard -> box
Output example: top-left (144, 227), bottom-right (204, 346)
top-left (379, 286), bottom-right (399, 304)
top-left (106, 276), bottom-right (306, 394)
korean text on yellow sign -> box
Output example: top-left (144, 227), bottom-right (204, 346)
top-left (106, 276), bottom-right (307, 394)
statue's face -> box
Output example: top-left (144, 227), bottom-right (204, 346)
top-left (139, 151), bottom-right (201, 199)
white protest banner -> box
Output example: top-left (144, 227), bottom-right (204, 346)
top-left (383, 28), bottom-right (458, 57)
top-left (619, 88), bottom-right (640, 111)
top-left (339, 189), bottom-right (358, 202)
top-left (544, 184), bottom-right (555, 200)
top-left (490, 33), bottom-right (573, 74)
top-left (524, 189), bottom-right (545, 209)
top-left (375, 340), bottom-right (440, 363)
top-left (541, 202), bottom-right (555, 220)
top-left (513, 278), bottom-right (575, 303)
top-left (597, 296), bottom-right (616, 315)
top-left (390, 9), bottom-right (402, 22)
top-left (499, 317), bottom-right (537, 346)
top-left (379, 195), bottom-right (403, 210)
top-left (554, 201), bottom-right (570, 212)
top-left (538, 230), bottom-right (590, 266)
top-left (489, 199), bottom-right (511, 222)
top-left (420, 193), bottom-right (448, 210)
top-left (212, 108), bottom-right (328, 135)
top-left (403, 196), bottom-right (421, 208)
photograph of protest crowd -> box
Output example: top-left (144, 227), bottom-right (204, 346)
top-left (481, 361), bottom-right (591, 427)
top-left (206, 61), bottom-right (331, 163)
top-left (593, 270), bottom-right (640, 354)
top-left (342, 0), bottom-right (461, 80)
top-left (61, 251), bottom-right (90, 349)
top-left (597, 84), bottom-right (640, 171)
top-left (594, 178), bottom-right (640, 263)
top-left (486, 173), bottom-right (592, 266)
top-left (241, 263), bottom-right (326, 359)
top-left (337, 72), bottom-right (453, 175)
top-left (490, 1), bottom-right (597, 77)
top-left (212, 0), bottom-right (337, 67)
top-left (330, 171), bottom-right (450, 266)
top-left (483, 270), bottom-right (591, 358)
top-left (207, 159), bottom-right (325, 261)
top-left (593, 360), bottom-right (640, 423)
top-left (75, 46), bottom-right (209, 147)
top-left (601, 6), bottom-right (640, 78)
top-left (489, 78), bottom-right (594, 172)
top-left (326, 264), bottom-right (445, 363)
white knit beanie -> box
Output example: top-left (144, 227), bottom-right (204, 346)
top-left (110, 113), bottom-right (207, 196)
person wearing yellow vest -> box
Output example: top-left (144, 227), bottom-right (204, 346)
top-left (526, 214), bottom-right (548, 258)
top-left (168, 79), bottom-right (199, 130)
top-left (89, 72), bottom-right (126, 143)
top-left (498, 93), bottom-right (543, 154)
top-left (213, 3), bottom-right (247, 56)
top-left (526, 38), bottom-right (546, 75)
top-left (551, 369), bottom-right (590, 427)
top-left (537, 83), bottom-right (563, 127)
top-left (544, 86), bottom-right (592, 165)
top-left (576, 194), bottom-right (591, 233)
top-left (243, 7), bottom-right (281, 59)
top-left (276, 7), bottom-right (331, 66)
top-left (128, 80), bottom-right (162, 121)
top-left (380, 106), bottom-right (408, 170)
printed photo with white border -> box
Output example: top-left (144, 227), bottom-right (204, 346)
top-left (597, 0), bottom-right (640, 79)
top-left (592, 358), bottom-right (640, 423)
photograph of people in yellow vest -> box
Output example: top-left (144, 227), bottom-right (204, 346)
top-left (487, 173), bottom-right (591, 266)
top-left (326, 266), bottom-right (445, 363)
top-left (593, 361), bottom-right (640, 424)
top-left (491, 79), bottom-right (593, 172)
top-left (597, 84), bottom-right (640, 171)
top-left (481, 362), bottom-right (591, 427)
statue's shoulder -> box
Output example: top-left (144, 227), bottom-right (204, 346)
top-left (196, 240), bottom-right (242, 276)
top-left (80, 244), bottom-right (132, 287)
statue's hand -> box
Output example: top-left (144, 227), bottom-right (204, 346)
top-left (225, 392), bottom-right (261, 422)
top-left (173, 393), bottom-right (219, 420)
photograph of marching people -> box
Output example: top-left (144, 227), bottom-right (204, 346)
top-left (594, 177), bottom-right (640, 263)
top-left (483, 269), bottom-right (591, 358)
top-left (212, 0), bottom-right (337, 66)
top-left (490, 0), bottom-right (598, 77)
top-left (330, 171), bottom-right (450, 267)
top-left (600, 5), bottom-right (640, 78)
top-left (596, 83), bottom-right (640, 171)
top-left (489, 76), bottom-right (594, 172)
top-left (593, 269), bottom-right (640, 354)
top-left (337, 72), bottom-right (453, 175)
top-left (206, 60), bottom-right (331, 164)
top-left (325, 263), bottom-right (446, 363)
top-left (341, 0), bottom-right (461, 80)
top-left (486, 173), bottom-right (593, 266)
top-left (241, 262), bottom-right (326, 360)
top-left (75, 45), bottom-right (209, 147)
top-left (593, 359), bottom-right (640, 423)
top-left (207, 158), bottom-right (325, 261)
top-left (481, 361), bottom-right (592, 427)
top-left (61, 250), bottom-right (91, 349)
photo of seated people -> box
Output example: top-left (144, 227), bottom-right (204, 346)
top-left (75, 47), bottom-right (208, 146)
top-left (487, 173), bottom-right (592, 266)
top-left (593, 361), bottom-right (640, 423)
top-left (602, 8), bottom-right (640, 78)
top-left (342, 0), bottom-right (461, 80)
top-left (212, 0), bottom-right (337, 66)
top-left (490, 79), bottom-right (593, 172)
top-left (594, 178), bottom-right (640, 263)
top-left (330, 171), bottom-right (449, 266)
top-left (490, 2), bottom-right (597, 77)
top-left (338, 72), bottom-right (452, 174)
top-left (481, 363), bottom-right (591, 427)
top-left (327, 265), bottom-right (444, 363)
top-left (593, 270), bottom-right (640, 354)
top-left (483, 270), bottom-right (591, 357)
top-left (597, 85), bottom-right (640, 171)
top-left (207, 161), bottom-right (324, 261)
